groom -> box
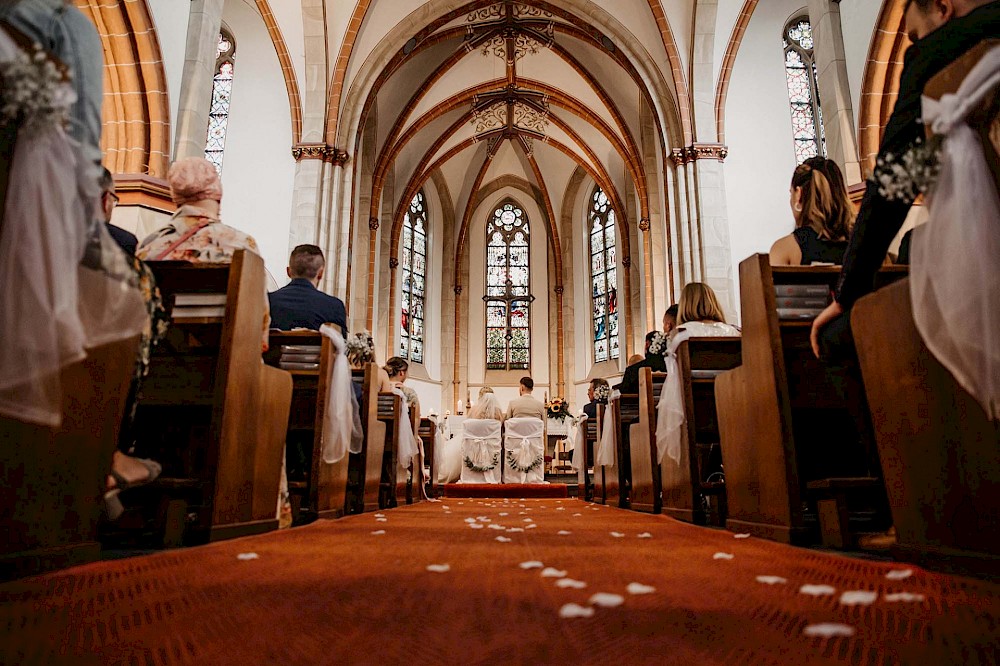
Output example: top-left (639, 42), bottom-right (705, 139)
top-left (504, 377), bottom-right (546, 421)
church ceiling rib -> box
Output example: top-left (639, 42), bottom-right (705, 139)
top-left (643, 0), bottom-right (691, 144)
top-left (858, 0), bottom-right (907, 175)
top-left (714, 0), bottom-right (758, 145)
top-left (254, 0), bottom-right (303, 143)
top-left (328, 0), bottom-right (370, 145)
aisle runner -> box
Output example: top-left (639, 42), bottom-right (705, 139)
top-left (1, 501), bottom-right (997, 665)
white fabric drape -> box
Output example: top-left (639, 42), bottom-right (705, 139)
top-left (318, 324), bottom-right (362, 462)
top-left (595, 390), bottom-right (620, 467)
top-left (502, 417), bottom-right (545, 484)
top-left (459, 418), bottom-right (503, 484)
top-left (914, 46), bottom-right (1000, 420)
top-left (571, 415), bottom-right (588, 471)
top-left (656, 355), bottom-right (686, 465)
top-left (0, 31), bottom-right (146, 427)
top-left (392, 387), bottom-right (420, 469)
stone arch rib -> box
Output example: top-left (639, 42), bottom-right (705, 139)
top-left (715, 0), bottom-right (759, 144)
top-left (858, 0), bottom-right (907, 176)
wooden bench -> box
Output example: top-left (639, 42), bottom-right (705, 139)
top-left (418, 417), bottom-right (437, 498)
top-left (659, 338), bottom-right (742, 525)
top-left (575, 415), bottom-right (598, 501)
top-left (349, 364), bottom-right (387, 513)
top-left (591, 404), bottom-right (608, 504)
top-left (0, 335), bottom-right (139, 580)
top-left (378, 391), bottom-right (404, 509)
top-left (124, 251), bottom-right (292, 544)
top-left (263, 328), bottom-right (351, 521)
top-left (715, 255), bottom-right (905, 544)
top-left (604, 393), bottom-right (639, 509)
top-left (853, 278), bottom-right (1000, 577)
top-left (628, 370), bottom-right (667, 513)
top-left (403, 404), bottom-right (424, 504)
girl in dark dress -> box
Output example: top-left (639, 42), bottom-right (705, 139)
top-left (769, 157), bottom-right (854, 265)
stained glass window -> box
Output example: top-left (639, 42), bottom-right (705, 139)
top-left (205, 28), bottom-right (235, 173)
top-left (783, 17), bottom-right (826, 163)
top-left (485, 201), bottom-right (531, 371)
top-left (400, 191), bottom-right (427, 363)
top-left (589, 187), bottom-right (619, 363)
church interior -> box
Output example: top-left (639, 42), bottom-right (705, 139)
top-left (1, 0), bottom-right (998, 663)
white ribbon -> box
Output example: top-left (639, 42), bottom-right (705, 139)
top-left (318, 324), bottom-right (363, 463)
top-left (915, 46), bottom-right (1000, 420)
top-left (571, 415), bottom-right (588, 471)
top-left (392, 387), bottom-right (421, 468)
top-left (656, 354), bottom-right (686, 465)
top-left (595, 390), bottom-right (620, 467)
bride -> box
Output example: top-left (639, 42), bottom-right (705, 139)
top-left (436, 387), bottom-right (502, 483)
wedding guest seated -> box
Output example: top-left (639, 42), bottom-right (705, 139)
top-left (669, 282), bottom-right (741, 351)
top-left (769, 156), bottom-right (854, 266)
top-left (662, 304), bottom-right (678, 335)
top-left (385, 357), bottom-right (420, 414)
top-left (504, 377), bottom-right (546, 421)
top-left (469, 387), bottom-right (503, 421)
top-left (268, 245), bottom-right (348, 332)
top-left (617, 331), bottom-right (668, 394)
top-left (583, 378), bottom-right (610, 419)
top-left (99, 168), bottom-right (137, 255)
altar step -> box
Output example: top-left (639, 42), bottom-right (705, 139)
top-left (440, 483), bottom-right (570, 498)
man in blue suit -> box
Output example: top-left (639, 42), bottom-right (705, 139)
top-left (268, 245), bottom-right (348, 332)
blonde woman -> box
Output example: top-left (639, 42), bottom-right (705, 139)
top-left (769, 157), bottom-right (854, 266)
top-left (669, 282), bottom-right (740, 353)
top-left (468, 387), bottom-right (503, 421)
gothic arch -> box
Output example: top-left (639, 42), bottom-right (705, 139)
top-left (858, 0), bottom-right (908, 175)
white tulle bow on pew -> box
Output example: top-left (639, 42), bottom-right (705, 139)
top-left (392, 386), bottom-right (421, 469)
top-left (571, 414), bottom-right (587, 471)
top-left (595, 390), bottom-right (620, 467)
top-left (914, 45), bottom-right (1000, 420)
top-left (656, 355), bottom-right (686, 465)
top-left (319, 324), bottom-right (363, 463)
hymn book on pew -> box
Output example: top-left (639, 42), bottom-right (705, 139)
top-left (773, 283), bottom-right (833, 320)
top-left (278, 344), bottom-right (321, 371)
top-left (171, 293), bottom-right (227, 320)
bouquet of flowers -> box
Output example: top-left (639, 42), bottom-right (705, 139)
top-left (874, 136), bottom-right (943, 203)
top-left (647, 331), bottom-right (669, 356)
top-left (0, 43), bottom-right (70, 133)
top-left (345, 331), bottom-right (375, 366)
top-left (593, 383), bottom-right (611, 404)
top-left (546, 397), bottom-right (572, 421)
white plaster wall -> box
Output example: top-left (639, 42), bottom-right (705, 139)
top-left (147, 0), bottom-right (191, 151)
top-left (220, 0), bottom-right (295, 287)
top-left (838, 0), bottom-right (884, 149)
top-left (723, 0), bottom-right (805, 302)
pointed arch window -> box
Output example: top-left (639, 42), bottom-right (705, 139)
top-left (485, 201), bottom-right (532, 371)
top-left (205, 28), bottom-right (236, 173)
top-left (589, 187), bottom-right (619, 363)
top-left (783, 16), bottom-right (826, 163)
top-left (400, 191), bottom-right (427, 363)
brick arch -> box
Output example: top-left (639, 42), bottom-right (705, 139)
top-left (75, 0), bottom-right (170, 177)
top-left (858, 0), bottom-right (908, 175)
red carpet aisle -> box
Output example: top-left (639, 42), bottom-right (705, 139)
top-left (1, 500), bottom-right (997, 665)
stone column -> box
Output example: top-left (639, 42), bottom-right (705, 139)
top-left (690, 0), bottom-right (719, 140)
top-left (808, 0), bottom-right (862, 184)
top-left (173, 0), bottom-right (225, 160)
top-left (691, 151), bottom-right (737, 321)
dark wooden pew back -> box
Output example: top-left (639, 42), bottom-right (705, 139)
top-left (628, 370), bottom-right (667, 513)
top-left (576, 415), bottom-right (599, 501)
top-left (377, 391), bottom-right (404, 509)
top-left (350, 364), bottom-right (386, 513)
top-left (606, 393), bottom-right (640, 509)
top-left (418, 418), bottom-right (437, 498)
top-left (592, 405), bottom-right (608, 503)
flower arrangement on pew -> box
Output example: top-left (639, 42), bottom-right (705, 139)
top-left (593, 382), bottom-right (611, 404)
top-left (0, 44), bottom-right (69, 132)
top-left (646, 331), bottom-right (669, 357)
top-left (345, 331), bottom-right (375, 367)
top-left (874, 135), bottom-right (943, 203)
top-left (546, 397), bottom-right (572, 421)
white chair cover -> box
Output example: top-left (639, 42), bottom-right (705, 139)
top-left (502, 417), bottom-right (546, 484)
top-left (0, 30), bottom-right (146, 427)
top-left (459, 418), bottom-right (503, 484)
top-left (595, 390), bottom-right (620, 467)
top-left (915, 46), bottom-right (1000, 420)
top-left (656, 354), bottom-right (685, 465)
top-left (571, 415), bottom-right (587, 471)
top-left (318, 324), bottom-right (363, 462)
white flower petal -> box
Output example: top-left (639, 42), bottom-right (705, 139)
top-left (507, 527), bottom-right (524, 533)
top-left (374, 513), bottom-right (385, 518)
top-left (626, 582), bottom-right (656, 595)
top-left (637, 532), bottom-right (652, 539)
top-left (523, 518), bottom-right (534, 523)
top-left (488, 524), bottom-right (505, 530)
top-left (756, 575), bottom-right (788, 585)
top-left (499, 512), bottom-right (509, 516)
top-left (541, 567), bottom-right (568, 578)
top-left (610, 532), bottom-right (625, 538)
top-left (495, 536), bottom-right (512, 543)
top-left (236, 552), bottom-right (259, 561)
top-left (464, 518), bottom-right (477, 524)
top-left (526, 524), bottom-right (538, 529)
top-left (370, 530), bottom-right (386, 535)
top-left (559, 603), bottom-right (595, 618)
top-left (426, 564), bottom-right (451, 573)
top-left (839, 591), bottom-right (878, 606)
top-left (573, 513), bottom-right (583, 517)
top-left (556, 507), bottom-right (566, 511)
top-left (469, 523), bottom-right (485, 529)
top-left (713, 552), bottom-right (735, 560)
top-left (884, 592), bottom-right (925, 603)
top-left (556, 578), bottom-right (588, 589)
top-left (589, 593), bottom-right (625, 608)
top-left (803, 623), bottom-right (855, 638)
top-left (519, 561), bottom-right (544, 570)
top-left (557, 530), bottom-right (572, 536)
top-left (799, 584), bottom-right (836, 596)
top-left (375, 518), bottom-right (388, 522)
top-left (733, 533), bottom-right (751, 539)
top-left (885, 569), bottom-right (913, 581)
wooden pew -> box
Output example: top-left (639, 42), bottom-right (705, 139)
top-left (418, 417), bottom-right (437, 498)
top-left (575, 414), bottom-right (598, 501)
top-left (404, 404), bottom-right (424, 504)
top-left (378, 392), bottom-right (404, 508)
top-left (129, 251), bottom-right (293, 543)
top-left (349, 364), bottom-right (386, 513)
top-left (0, 335), bottom-right (139, 580)
top-left (660, 338), bottom-right (742, 525)
top-left (628, 370), bottom-right (667, 513)
top-left (853, 278), bottom-right (999, 577)
top-left (591, 404), bottom-right (608, 504)
top-left (715, 255), bottom-right (905, 544)
top-left (605, 393), bottom-right (640, 509)
top-left (263, 328), bottom-right (351, 521)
